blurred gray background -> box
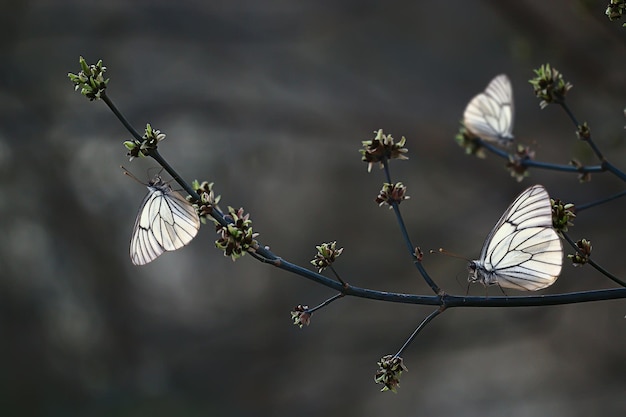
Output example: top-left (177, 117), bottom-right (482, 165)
top-left (2, 0), bottom-right (626, 416)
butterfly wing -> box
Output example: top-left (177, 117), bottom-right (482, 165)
top-left (463, 74), bottom-right (514, 145)
top-left (476, 185), bottom-right (562, 291)
top-left (130, 178), bottom-right (200, 266)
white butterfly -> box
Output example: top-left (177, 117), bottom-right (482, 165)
top-left (468, 185), bottom-right (563, 291)
top-left (130, 176), bottom-right (200, 265)
top-left (463, 74), bottom-right (514, 145)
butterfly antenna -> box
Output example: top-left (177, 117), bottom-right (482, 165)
top-left (431, 248), bottom-right (470, 261)
top-left (121, 166), bottom-right (145, 184)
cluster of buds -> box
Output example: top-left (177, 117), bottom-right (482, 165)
top-left (551, 199), bottom-right (576, 233)
top-left (310, 241), bottom-right (344, 273)
top-left (375, 182), bottom-right (410, 208)
top-left (215, 207), bottom-right (259, 261)
top-left (506, 144), bottom-right (535, 182)
top-left (192, 180), bottom-right (221, 220)
top-left (529, 64), bottom-right (573, 109)
top-left (360, 129), bottom-right (408, 172)
top-left (568, 239), bottom-right (592, 267)
top-left (67, 56), bottom-right (108, 101)
top-left (374, 355), bottom-right (408, 393)
top-left (455, 125), bottom-right (487, 158)
top-left (290, 305), bottom-right (311, 328)
top-left (123, 124), bottom-right (166, 161)
top-left (576, 122), bottom-right (591, 141)
top-left (606, 0), bottom-right (626, 23)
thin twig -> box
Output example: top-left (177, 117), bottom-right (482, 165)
top-left (329, 265), bottom-right (347, 287)
top-left (308, 293), bottom-right (344, 314)
top-left (102, 94), bottom-right (143, 141)
top-left (394, 307), bottom-right (446, 357)
top-left (575, 189), bottom-right (626, 212)
top-left (560, 101), bottom-right (606, 161)
top-left (383, 160), bottom-right (441, 294)
top-left (562, 232), bottom-right (626, 287)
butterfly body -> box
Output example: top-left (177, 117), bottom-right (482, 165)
top-left (468, 185), bottom-right (563, 291)
top-left (463, 74), bottom-right (514, 145)
top-left (130, 176), bottom-right (200, 265)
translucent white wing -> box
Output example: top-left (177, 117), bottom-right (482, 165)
top-left (469, 185), bottom-right (563, 291)
top-left (130, 177), bottom-right (200, 265)
top-left (463, 74), bottom-right (514, 145)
